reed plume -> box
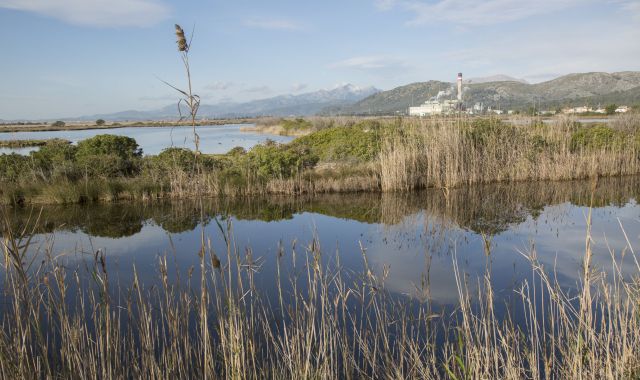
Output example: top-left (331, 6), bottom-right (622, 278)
top-left (175, 24), bottom-right (188, 52)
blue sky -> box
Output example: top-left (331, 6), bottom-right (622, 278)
top-left (1, 0), bottom-right (639, 119)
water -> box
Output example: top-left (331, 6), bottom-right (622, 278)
top-left (0, 146), bottom-right (36, 155)
top-left (2, 176), bottom-right (639, 311)
top-left (0, 124), bottom-right (293, 155)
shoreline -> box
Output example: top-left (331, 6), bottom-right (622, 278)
top-left (0, 118), bottom-right (257, 133)
top-left (239, 124), bottom-right (313, 137)
top-left (2, 172), bottom-right (638, 206)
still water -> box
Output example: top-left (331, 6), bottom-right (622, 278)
top-left (0, 124), bottom-right (292, 155)
top-left (2, 176), bottom-right (639, 312)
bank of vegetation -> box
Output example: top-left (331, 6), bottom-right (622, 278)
top-left (1, 114), bottom-right (639, 205)
top-left (240, 116), bottom-right (362, 136)
top-left (0, 138), bottom-right (70, 148)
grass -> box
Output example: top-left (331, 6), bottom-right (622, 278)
top-left (0, 182), bottom-right (639, 378)
top-left (1, 114), bottom-right (639, 205)
top-left (379, 115), bottom-right (640, 191)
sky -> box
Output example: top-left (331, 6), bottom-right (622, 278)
top-left (0, 0), bottom-right (639, 120)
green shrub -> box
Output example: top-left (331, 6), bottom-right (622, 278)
top-left (281, 118), bottom-right (313, 134)
top-left (246, 143), bottom-right (316, 179)
top-left (465, 118), bottom-right (519, 147)
top-left (291, 122), bottom-right (381, 162)
top-left (76, 134), bottom-right (141, 158)
top-left (30, 140), bottom-right (78, 179)
top-left (155, 147), bottom-right (198, 172)
top-left (0, 154), bottom-right (31, 181)
top-left (570, 126), bottom-right (623, 151)
top-left (76, 135), bottom-right (142, 177)
top-left (227, 146), bottom-right (247, 156)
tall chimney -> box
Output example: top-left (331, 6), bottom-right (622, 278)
top-left (457, 72), bottom-right (463, 102)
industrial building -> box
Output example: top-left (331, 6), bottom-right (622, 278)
top-left (408, 73), bottom-right (464, 116)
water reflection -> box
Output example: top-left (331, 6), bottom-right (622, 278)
top-left (2, 176), bottom-right (639, 310)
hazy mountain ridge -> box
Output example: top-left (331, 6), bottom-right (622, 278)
top-left (465, 75), bottom-right (528, 84)
top-left (78, 84), bottom-right (379, 121)
top-left (330, 72), bottom-right (640, 115)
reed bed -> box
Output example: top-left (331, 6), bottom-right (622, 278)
top-left (1, 196), bottom-right (639, 379)
top-left (379, 115), bottom-right (640, 191)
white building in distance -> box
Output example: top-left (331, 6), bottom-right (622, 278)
top-left (409, 99), bottom-right (460, 116)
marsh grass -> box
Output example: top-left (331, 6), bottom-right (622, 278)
top-left (380, 115), bottom-right (640, 191)
top-left (1, 185), bottom-right (639, 378)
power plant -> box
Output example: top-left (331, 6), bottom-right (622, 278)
top-left (408, 72), bottom-right (464, 116)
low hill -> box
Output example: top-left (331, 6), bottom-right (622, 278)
top-left (329, 72), bottom-right (640, 115)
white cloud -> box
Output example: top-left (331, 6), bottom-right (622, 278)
top-left (0, 0), bottom-right (169, 27)
top-left (243, 85), bottom-right (272, 94)
top-left (382, 0), bottom-right (584, 26)
top-left (291, 83), bottom-right (308, 92)
top-left (436, 19), bottom-right (640, 83)
top-left (243, 17), bottom-right (301, 31)
top-left (329, 55), bottom-right (409, 70)
top-left (620, 0), bottom-right (640, 20)
top-left (139, 94), bottom-right (177, 102)
top-left (204, 81), bottom-right (235, 91)
top-left (374, 0), bottom-right (398, 11)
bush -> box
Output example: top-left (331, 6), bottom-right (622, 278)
top-left (291, 122), bottom-right (381, 162)
top-left (155, 147), bottom-right (198, 172)
top-left (246, 143), bottom-right (316, 179)
top-left (281, 118), bottom-right (313, 134)
top-left (465, 118), bottom-right (519, 147)
top-left (0, 154), bottom-right (31, 181)
top-left (76, 135), bottom-right (142, 177)
top-left (570, 126), bottom-right (623, 151)
top-left (31, 140), bottom-right (79, 179)
top-left (96, 119), bottom-right (106, 126)
top-left (51, 121), bottom-right (66, 128)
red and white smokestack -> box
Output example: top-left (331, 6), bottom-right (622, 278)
top-left (457, 72), bottom-right (463, 102)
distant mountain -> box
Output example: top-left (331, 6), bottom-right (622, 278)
top-left (465, 74), bottom-right (528, 84)
top-left (79, 84), bottom-right (379, 121)
top-left (330, 72), bottom-right (640, 115)
top-left (322, 81), bottom-right (453, 116)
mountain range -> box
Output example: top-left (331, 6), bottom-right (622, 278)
top-left (329, 71), bottom-right (640, 115)
top-left (78, 84), bottom-right (379, 121)
top-left (71, 71), bottom-right (640, 121)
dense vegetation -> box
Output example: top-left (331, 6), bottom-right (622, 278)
top-left (1, 115), bottom-right (639, 205)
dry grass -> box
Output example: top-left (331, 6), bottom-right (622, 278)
top-left (380, 116), bottom-right (640, 191)
top-left (1, 188), bottom-right (639, 379)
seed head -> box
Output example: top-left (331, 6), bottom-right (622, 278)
top-left (175, 24), bottom-right (188, 52)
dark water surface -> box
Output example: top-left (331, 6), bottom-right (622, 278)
top-left (2, 176), bottom-right (638, 315)
top-left (0, 124), bottom-right (292, 155)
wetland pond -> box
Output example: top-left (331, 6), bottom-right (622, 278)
top-left (0, 124), bottom-right (292, 155)
top-left (2, 176), bottom-right (639, 322)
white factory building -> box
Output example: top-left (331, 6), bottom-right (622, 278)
top-left (409, 99), bottom-right (460, 116)
top-left (409, 72), bottom-right (464, 116)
